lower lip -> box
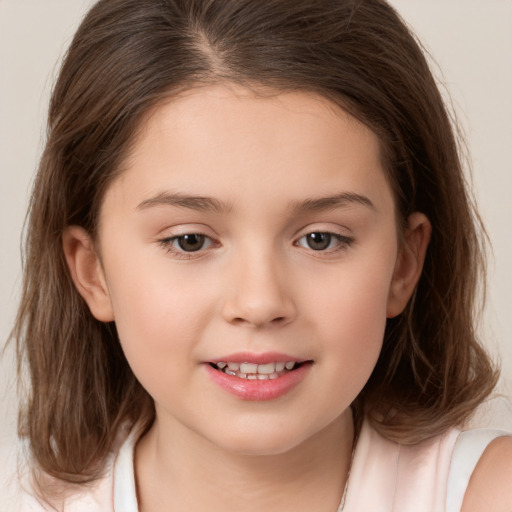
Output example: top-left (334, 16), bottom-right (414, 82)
top-left (204, 363), bottom-right (311, 401)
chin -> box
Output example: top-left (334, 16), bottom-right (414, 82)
top-left (215, 416), bottom-right (342, 458)
top-left (210, 426), bottom-right (308, 457)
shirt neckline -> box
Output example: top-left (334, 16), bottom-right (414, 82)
top-left (113, 429), bottom-right (139, 512)
top-left (111, 423), bottom-right (374, 512)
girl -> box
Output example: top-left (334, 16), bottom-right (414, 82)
top-left (10, 0), bottom-right (512, 510)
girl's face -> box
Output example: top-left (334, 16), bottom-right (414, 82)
top-left (67, 84), bottom-right (428, 455)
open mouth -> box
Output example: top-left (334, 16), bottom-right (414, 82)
top-left (209, 361), bottom-right (306, 380)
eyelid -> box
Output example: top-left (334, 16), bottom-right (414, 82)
top-left (156, 222), bottom-right (215, 236)
top-left (295, 232), bottom-right (353, 249)
top-left (157, 227), bottom-right (220, 260)
top-left (293, 225), bottom-right (355, 253)
top-left (293, 223), bottom-right (353, 239)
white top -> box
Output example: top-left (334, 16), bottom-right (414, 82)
top-left (10, 421), bottom-right (509, 512)
top-left (341, 422), bottom-right (508, 512)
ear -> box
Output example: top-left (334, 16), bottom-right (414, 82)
top-left (62, 226), bottom-right (115, 322)
top-left (386, 212), bottom-right (431, 318)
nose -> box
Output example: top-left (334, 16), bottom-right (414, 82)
top-left (221, 248), bottom-right (296, 328)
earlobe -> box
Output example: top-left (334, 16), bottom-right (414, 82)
top-left (62, 226), bottom-right (115, 322)
top-left (386, 212), bottom-right (431, 318)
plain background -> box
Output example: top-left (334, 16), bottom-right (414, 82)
top-left (1, 0), bottom-right (511, 471)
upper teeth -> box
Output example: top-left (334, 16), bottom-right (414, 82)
top-left (217, 361), bottom-right (296, 374)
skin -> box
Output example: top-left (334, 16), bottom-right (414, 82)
top-left (63, 84), bottom-right (434, 511)
top-left (461, 436), bottom-right (512, 512)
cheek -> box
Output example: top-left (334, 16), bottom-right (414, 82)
top-left (321, 279), bottom-right (389, 360)
top-left (103, 252), bottom-right (215, 377)
top-left (311, 250), bottom-right (394, 326)
top-left (306, 252), bottom-right (396, 377)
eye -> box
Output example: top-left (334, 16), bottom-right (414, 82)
top-left (174, 234), bottom-right (208, 252)
top-left (159, 233), bottom-right (216, 257)
top-left (296, 232), bottom-right (352, 251)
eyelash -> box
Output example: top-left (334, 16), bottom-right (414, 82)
top-left (295, 232), bottom-right (354, 253)
top-left (158, 231), bottom-right (354, 259)
top-left (158, 233), bottom-right (217, 260)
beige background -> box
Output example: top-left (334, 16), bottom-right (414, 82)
top-left (1, 0), bottom-right (511, 469)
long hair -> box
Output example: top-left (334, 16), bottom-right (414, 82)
top-left (13, 0), bottom-right (497, 485)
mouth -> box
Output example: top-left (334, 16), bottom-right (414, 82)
top-left (209, 361), bottom-right (306, 380)
top-left (205, 356), bottom-right (313, 400)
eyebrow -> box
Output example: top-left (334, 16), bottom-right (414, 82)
top-left (136, 191), bottom-right (375, 214)
top-left (289, 192), bottom-right (375, 213)
top-left (137, 192), bottom-right (233, 213)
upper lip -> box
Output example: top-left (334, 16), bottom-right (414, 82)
top-left (206, 352), bottom-right (308, 365)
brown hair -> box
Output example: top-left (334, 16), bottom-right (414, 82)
top-left (13, 0), bottom-right (497, 486)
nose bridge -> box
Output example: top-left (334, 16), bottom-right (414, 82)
top-left (222, 240), bottom-right (295, 327)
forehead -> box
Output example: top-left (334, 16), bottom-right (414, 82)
top-left (106, 84), bottom-right (394, 217)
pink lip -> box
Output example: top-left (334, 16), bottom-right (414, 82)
top-left (204, 360), bottom-right (312, 401)
top-left (207, 351), bottom-right (306, 364)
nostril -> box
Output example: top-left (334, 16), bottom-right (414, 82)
top-left (222, 294), bottom-right (296, 327)
top-left (231, 315), bottom-right (288, 327)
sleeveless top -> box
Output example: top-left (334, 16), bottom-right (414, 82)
top-left (15, 421), bottom-right (509, 512)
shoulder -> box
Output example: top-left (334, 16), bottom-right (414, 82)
top-left (461, 435), bottom-right (512, 512)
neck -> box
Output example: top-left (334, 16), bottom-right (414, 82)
top-left (135, 411), bottom-right (354, 512)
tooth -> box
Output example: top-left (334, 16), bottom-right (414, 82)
top-left (239, 373), bottom-right (247, 379)
top-left (269, 372), bottom-right (279, 379)
top-left (275, 362), bottom-right (285, 372)
top-left (285, 361), bottom-right (295, 370)
top-left (247, 374), bottom-right (258, 380)
top-left (216, 362), bottom-right (227, 369)
top-left (257, 374), bottom-right (269, 380)
top-left (257, 362), bottom-right (276, 374)
top-left (240, 363), bottom-right (258, 374)
top-left (227, 362), bottom-right (240, 371)
top-left (225, 368), bottom-right (236, 376)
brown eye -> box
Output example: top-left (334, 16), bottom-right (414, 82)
top-left (296, 231), bottom-right (353, 252)
top-left (304, 232), bottom-right (332, 251)
top-left (176, 234), bottom-right (206, 252)
top-left (159, 232), bottom-right (216, 259)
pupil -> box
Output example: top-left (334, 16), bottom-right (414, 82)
top-left (307, 232), bottom-right (331, 250)
top-left (178, 234), bottom-right (205, 252)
